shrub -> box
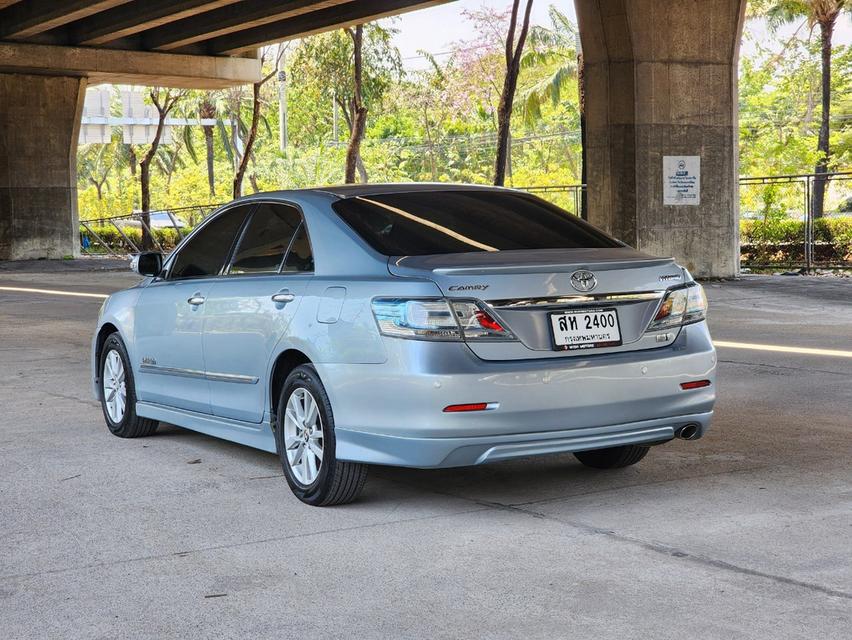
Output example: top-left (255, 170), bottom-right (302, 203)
top-left (740, 217), bottom-right (852, 265)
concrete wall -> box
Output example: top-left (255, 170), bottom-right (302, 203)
top-left (576, 0), bottom-right (747, 278)
top-left (0, 73), bottom-right (86, 260)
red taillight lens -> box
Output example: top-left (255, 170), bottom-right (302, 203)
top-left (680, 380), bottom-right (711, 390)
top-left (443, 403), bottom-right (490, 412)
top-left (451, 301), bottom-right (514, 340)
top-left (474, 309), bottom-right (504, 332)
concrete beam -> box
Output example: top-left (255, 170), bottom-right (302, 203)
top-left (70, 0), bottom-right (240, 46)
top-left (143, 0), bottom-right (350, 52)
top-left (0, 41), bottom-right (261, 89)
top-left (191, 0), bottom-right (449, 55)
top-left (0, 73), bottom-right (86, 260)
top-left (0, 0), bottom-right (130, 39)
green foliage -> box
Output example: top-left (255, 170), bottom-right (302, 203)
top-left (740, 216), bottom-right (852, 263)
top-left (75, 2), bottom-right (850, 251)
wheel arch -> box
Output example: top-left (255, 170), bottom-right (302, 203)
top-left (93, 322), bottom-right (122, 401)
top-left (95, 322), bottom-right (120, 363)
top-left (269, 349), bottom-right (313, 423)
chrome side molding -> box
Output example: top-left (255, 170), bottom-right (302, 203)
top-left (140, 363), bottom-right (259, 384)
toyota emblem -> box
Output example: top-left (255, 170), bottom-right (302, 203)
top-left (570, 270), bottom-right (597, 292)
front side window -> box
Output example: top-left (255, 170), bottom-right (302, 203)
top-left (331, 190), bottom-right (622, 256)
top-left (169, 205), bottom-right (252, 279)
top-left (229, 203), bottom-right (303, 274)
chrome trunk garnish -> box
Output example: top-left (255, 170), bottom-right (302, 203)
top-left (488, 291), bottom-right (664, 310)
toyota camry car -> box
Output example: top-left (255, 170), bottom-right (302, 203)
top-left (92, 184), bottom-right (716, 506)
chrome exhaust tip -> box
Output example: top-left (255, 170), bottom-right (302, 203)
top-left (676, 423), bottom-right (700, 440)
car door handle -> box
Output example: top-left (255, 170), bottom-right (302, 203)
top-left (271, 292), bottom-right (295, 304)
top-left (187, 295), bottom-right (206, 306)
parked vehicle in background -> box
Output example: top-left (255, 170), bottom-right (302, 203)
top-left (92, 184), bottom-right (716, 506)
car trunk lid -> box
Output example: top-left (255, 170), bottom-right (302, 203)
top-left (388, 248), bottom-right (685, 360)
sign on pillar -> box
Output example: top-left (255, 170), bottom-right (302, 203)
top-left (663, 156), bottom-right (700, 205)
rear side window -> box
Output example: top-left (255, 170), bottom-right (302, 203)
top-left (281, 224), bottom-right (314, 272)
top-left (170, 206), bottom-right (251, 279)
top-left (331, 190), bottom-right (621, 256)
top-left (229, 203), bottom-right (303, 274)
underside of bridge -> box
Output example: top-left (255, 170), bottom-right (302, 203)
top-left (0, 0), bottom-right (447, 261)
top-left (0, 0), bottom-right (746, 277)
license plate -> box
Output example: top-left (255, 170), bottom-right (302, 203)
top-left (550, 308), bottom-right (622, 350)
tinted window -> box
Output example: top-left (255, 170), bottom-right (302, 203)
top-left (281, 223), bottom-right (314, 273)
top-left (170, 206), bottom-right (251, 279)
top-left (230, 203), bottom-right (303, 274)
top-left (332, 190), bottom-right (622, 256)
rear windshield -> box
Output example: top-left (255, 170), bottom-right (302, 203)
top-left (331, 190), bottom-right (622, 256)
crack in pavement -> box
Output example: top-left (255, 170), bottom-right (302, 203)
top-left (375, 473), bottom-right (852, 603)
top-left (718, 359), bottom-right (850, 376)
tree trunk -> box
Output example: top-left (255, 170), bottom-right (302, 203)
top-left (199, 97), bottom-right (217, 197)
top-left (356, 154), bottom-right (368, 183)
top-left (345, 25), bottom-right (367, 184)
top-left (494, 64), bottom-right (519, 186)
top-left (812, 17), bottom-right (835, 221)
top-left (233, 81), bottom-right (261, 199)
top-left (203, 125), bottom-right (215, 197)
top-left (140, 161), bottom-right (152, 250)
top-left (138, 89), bottom-right (183, 250)
top-left (493, 0), bottom-right (534, 187)
top-left (127, 145), bottom-right (137, 177)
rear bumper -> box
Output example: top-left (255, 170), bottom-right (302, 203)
top-left (336, 411), bottom-right (712, 468)
top-left (317, 322), bottom-right (717, 467)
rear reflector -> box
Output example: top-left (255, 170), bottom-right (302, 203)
top-left (680, 380), bottom-right (711, 390)
top-left (443, 403), bottom-right (494, 413)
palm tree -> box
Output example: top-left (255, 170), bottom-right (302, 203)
top-left (517, 5), bottom-right (582, 214)
top-left (754, 0), bottom-right (848, 218)
top-left (518, 5), bottom-right (578, 127)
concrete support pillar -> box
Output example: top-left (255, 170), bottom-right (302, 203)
top-left (0, 73), bottom-right (86, 260)
top-left (575, 0), bottom-right (746, 277)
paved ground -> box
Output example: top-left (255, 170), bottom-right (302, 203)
top-left (0, 267), bottom-right (850, 639)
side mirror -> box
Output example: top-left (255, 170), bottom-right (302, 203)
top-left (131, 252), bottom-right (163, 277)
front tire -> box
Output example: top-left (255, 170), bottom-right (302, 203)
top-left (99, 333), bottom-right (158, 438)
top-left (573, 444), bottom-right (649, 469)
top-left (275, 364), bottom-right (367, 506)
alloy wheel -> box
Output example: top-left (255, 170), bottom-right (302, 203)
top-left (103, 349), bottom-right (127, 423)
top-left (283, 387), bottom-right (324, 485)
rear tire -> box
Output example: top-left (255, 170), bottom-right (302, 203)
top-left (275, 364), bottom-right (367, 506)
top-left (99, 333), bottom-right (158, 438)
top-left (573, 444), bottom-right (649, 469)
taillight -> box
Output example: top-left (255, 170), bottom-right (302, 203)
top-left (646, 283), bottom-right (708, 332)
top-left (371, 298), bottom-right (514, 342)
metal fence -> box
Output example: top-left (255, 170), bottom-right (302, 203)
top-left (738, 171), bottom-right (851, 270)
top-left (79, 173), bottom-right (851, 270)
top-left (523, 172), bottom-right (852, 270)
top-left (79, 204), bottom-right (221, 257)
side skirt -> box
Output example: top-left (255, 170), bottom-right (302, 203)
top-left (136, 401), bottom-right (277, 453)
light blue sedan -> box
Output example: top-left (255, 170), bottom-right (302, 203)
top-left (92, 184), bottom-right (716, 505)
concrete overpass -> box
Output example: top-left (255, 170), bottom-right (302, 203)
top-left (0, 0), bottom-right (746, 277)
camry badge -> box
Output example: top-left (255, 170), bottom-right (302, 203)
top-left (570, 270), bottom-right (597, 292)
